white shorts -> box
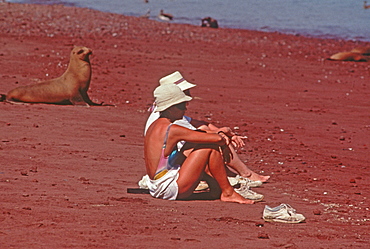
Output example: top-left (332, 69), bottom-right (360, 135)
top-left (147, 166), bottom-right (180, 200)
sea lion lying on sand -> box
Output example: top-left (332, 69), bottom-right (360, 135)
top-left (327, 52), bottom-right (369, 62)
top-left (3, 46), bottom-right (103, 106)
top-left (350, 46), bottom-right (370, 56)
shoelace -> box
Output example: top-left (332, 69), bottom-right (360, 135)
top-left (237, 183), bottom-right (248, 191)
top-left (237, 175), bottom-right (253, 184)
top-left (237, 176), bottom-right (262, 187)
top-left (238, 184), bottom-right (259, 195)
top-left (281, 203), bottom-right (297, 213)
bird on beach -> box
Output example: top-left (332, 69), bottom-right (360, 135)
top-left (364, 1), bottom-right (370, 9)
top-left (158, 9), bottom-right (173, 21)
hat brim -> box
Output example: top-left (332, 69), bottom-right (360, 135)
top-left (155, 95), bottom-right (192, 112)
top-left (177, 81), bottom-right (196, 91)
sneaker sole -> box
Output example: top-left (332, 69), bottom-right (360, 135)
top-left (235, 191), bottom-right (264, 202)
top-left (263, 217), bottom-right (305, 223)
top-left (248, 196), bottom-right (264, 202)
top-left (247, 184), bottom-right (262, 188)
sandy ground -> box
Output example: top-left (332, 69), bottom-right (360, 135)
top-left (0, 2), bottom-right (369, 248)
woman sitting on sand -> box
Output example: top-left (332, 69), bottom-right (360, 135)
top-left (144, 83), bottom-right (253, 204)
top-left (144, 71), bottom-right (270, 184)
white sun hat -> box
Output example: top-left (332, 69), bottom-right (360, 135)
top-left (154, 84), bottom-right (192, 112)
top-left (159, 71), bottom-right (196, 91)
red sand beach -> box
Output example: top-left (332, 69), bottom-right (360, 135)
top-left (0, 2), bottom-right (369, 248)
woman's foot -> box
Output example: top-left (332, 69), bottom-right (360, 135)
top-left (220, 190), bottom-right (255, 204)
top-left (247, 172), bottom-right (270, 182)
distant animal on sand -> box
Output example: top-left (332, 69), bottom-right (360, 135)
top-left (350, 46), bottom-right (370, 55)
top-left (158, 9), bottom-right (173, 21)
top-left (327, 52), bottom-right (368, 62)
top-left (201, 17), bottom-right (219, 28)
top-left (364, 1), bottom-right (370, 9)
top-left (3, 46), bottom-right (103, 106)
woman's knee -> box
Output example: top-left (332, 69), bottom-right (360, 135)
top-left (190, 143), bottom-right (220, 151)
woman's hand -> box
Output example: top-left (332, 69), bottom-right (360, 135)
top-left (231, 135), bottom-right (245, 149)
top-left (217, 127), bottom-right (245, 149)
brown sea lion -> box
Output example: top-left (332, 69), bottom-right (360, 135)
top-left (5, 46), bottom-right (102, 106)
top-left (350, 46), bottom-right (370, 55)
top-left (327, 52), bottom-right (368, 62)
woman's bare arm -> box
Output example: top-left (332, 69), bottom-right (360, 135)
top-left (164, 124), bottom-right (227, 155)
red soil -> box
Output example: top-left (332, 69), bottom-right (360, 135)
top-left (0, 3), bottom-right (369, 248)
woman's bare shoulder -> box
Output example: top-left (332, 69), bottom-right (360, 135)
top-left (146, 118), bottom-right (170, 135)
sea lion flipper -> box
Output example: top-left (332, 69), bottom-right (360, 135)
top-left (79, 89), bottom-right (102, 106)
top-left (70, 93), bottom-right (89, 107)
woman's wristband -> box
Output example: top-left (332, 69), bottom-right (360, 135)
top-left (217, 131), bottom-right (227, 145)
top-left (218, 131), bottom-right (234, 138)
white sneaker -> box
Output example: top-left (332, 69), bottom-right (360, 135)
top-left (228, 176), bottom-right (240, 186)
top-left (237, 175), bottom-right (263, 188)
top-left (263, 203), bottom-right (306, 223)
top-left (234, 184), bottom-right (264, 201)
top-left (228, 175), bottom-right (263, 188)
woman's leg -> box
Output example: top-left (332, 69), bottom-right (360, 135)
top-left (176, 147), bottom-right (212, 199)
top-left (206, 148), bottom-right (254, 204)
top-left (226, 145), bottom-right (270, 182)
top-left (176, 146), bottom-right (254, 204)
top-left (183, 139), bottom-right (269, 182)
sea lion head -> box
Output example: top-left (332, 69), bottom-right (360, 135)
top-left (350, 46), bottom-right (370, 56)
top-left (72, 46), bottom-right (93, 62)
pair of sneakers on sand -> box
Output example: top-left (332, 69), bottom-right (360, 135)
top-left (187, 178), bottom-right (306, 224)
top-left (228, 177), bottom-right (306, 223)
